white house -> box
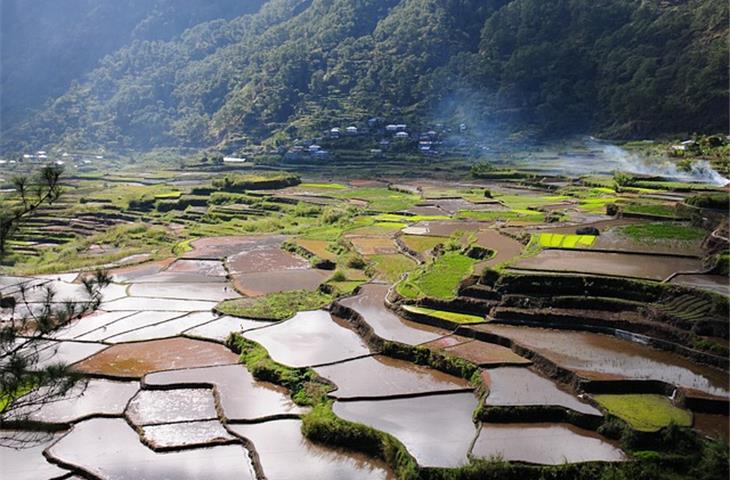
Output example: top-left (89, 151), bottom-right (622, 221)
top-left (395, 131), bottom-right (409, 139)
top-left (346, 126), bottom-right (358, 134)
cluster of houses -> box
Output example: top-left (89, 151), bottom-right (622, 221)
top-left (284, 118), bottom-right (465, 161)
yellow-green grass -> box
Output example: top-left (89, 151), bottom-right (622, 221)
top-left (294, 239), bottom-right (338, 261)
top-left (456, 209), bottom-right (545, 223)
top-left (299, 182), bottom-right (348, 190)
top-left (593, 394), bottom-right (692, 432)
top-left (537, 233), bottom-right (596, 248)
top-left (402, 305), bottom-right (484, 324)
top-left (617, 222), bottom-right (707, 242)
top-left (496, 194), bottom-right (571, 210)
top-left (401, 234), bottom-right (448, 254)
top-left (578, 197), bottom-right (619, 213)
top-left (345, 223), bottom-right (405, 237)
top-left (153, 191), bottom-right (182, 199)
top-left (334, 187), bottom-right (419, 212)
top-left (373, 213), bottom-right (450, 223)
top-left (397, 252), bottom-right (477, 300)
top-left (217, 289), bottom-right (333, 321)
top-left (368, 253), bottom-right (417, 283)
top-left (623, 203), bottom-right (678, 217)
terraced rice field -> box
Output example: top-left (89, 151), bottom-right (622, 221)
top-left (2, 174), bottom-right (727, 479)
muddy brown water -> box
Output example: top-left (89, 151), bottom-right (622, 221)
top-left (167, 259), bottom-right (227, 277)
top-left (473, 423), bottom-right (626, 464)
top-left (406, 205), bottom-right (447, 216)
top-left (473, 229), bottom-right (524, 269)
top-left (315, 355), bottom-right (470, 399)
top-left (228, 248), bottom-right (310, 274)
top-left (105, 311), bottom-right (217, 344)
top-left (184, 235), bottom-right (279, 259)
top-left (229, 419), bottom-right (394, 480)
top-left (482, 367), bottom-right (600, 415)
top-left (73, 337), bottom-right (239, 378)
top-left (670, 274), bottom-right (730, 297)
top-left (0, 431), bottom-right (70, 479)
top-left (332, 392), bottom-right (478, 468)
top-left (693, 413), bottom-right (730, 441)
top-left (481, 325), bottom-right (729, 397)
top-left (183, 316), bottom-right (275, 342)
top-left (232, 269), bottom-right (330, 296)
top-left (144, 364), bottom-right (306, 421)
top-left (11, 379), bottom-right (138, 424)
top-left (338, 283), bottom-right (447, 345)
top-left (512, 250), bottom-right (701, 281)
top-left (126, 388), bottom-right (218, 426)
top-left (423, 335), bottom-right (530, 367)
top-left (141, 420), bottom-right (235, 450)
top-left (243, 310), bottom-right (371, 367)
top-left (46, 418), bottom-right (256, 479)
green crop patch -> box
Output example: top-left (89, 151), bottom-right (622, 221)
top-left (401, 234), bottom-right (448, 254)
top-left (623, 203), bottom-right (677, 217)
top-left (537, 233), bottom-right (596, 248)
top-left (456, 209), bottom-right (545, 223)
top-left (402, 305), bottom-right (484, 324)
top-left (298, 182), bottom-right (347, 190)
top-left (368, 253), bottom-right (417, 283)
top-left (618, 222), bottom-right (707, 242)
top-left (594, 394), bottom-right (692, 432)
top-left (217, 289), bottom-right (333, 321)
top-left (397, 252), bottom-right (477, 299)
top-left (333, 187), bottom-right (419, 212)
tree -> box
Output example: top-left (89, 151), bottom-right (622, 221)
top-left (0, 165), bottom-right (111, 445)
top-left (0, 270), bottom-right (111, 444)
top-left (0, 164), bottom-right (64, 260)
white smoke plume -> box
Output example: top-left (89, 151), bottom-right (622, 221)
top-left (602, 145), bottom-right (729, 186)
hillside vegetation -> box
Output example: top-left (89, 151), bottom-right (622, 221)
top-left (2, 0), bottom-right (727, 152)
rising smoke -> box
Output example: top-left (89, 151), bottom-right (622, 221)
top-left (601, 145), bottom-right (729, 186)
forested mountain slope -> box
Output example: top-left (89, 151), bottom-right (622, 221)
top-left (2, 0), bottom-right (726, 153)
top-left (0, 0), bottom-right (266, 130)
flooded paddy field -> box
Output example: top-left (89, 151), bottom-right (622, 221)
top-left (144, 364), bottom-right (305, 421)
top-left (315, 355), bottom-right (471, 399)
top-left (333, 392), bottom-right (479, 467)
top-left (229, 419), bottom-right (394, 480)
top-left (473, 423), bottom-right (626, 464)
top-left (232, 269), bottom-right (330, 296)
top-left (1, 169), bottom-right (727, 478)
top-left (0, 432), bottom-right (71, 479)
top-left (10, 379), bottom-right (138, 424)
top-left (670, 273), bottom-right (730, 296)
top-left (337, 283), bottom-right (447, 345)
top-left (512, 249), bottom-right (701, 280)
top-left (46, 418), bottom-right (257, 479)
top-left (243, 310), bottom-right (370, 367)
top-left (183, 315), bottom-right (274, 342)
top-left (423, 335), bottom-right (530, 367)
top-left (126, 388), bottom-right (219, 425)
top-left (479, 325), bottom-right (729, 396)
top-left (73, 337), bottom-right (239, 377)
top-left (482, 367), bottom-right (600, 415)
top-left (141, 420), bottom-right (236, 450)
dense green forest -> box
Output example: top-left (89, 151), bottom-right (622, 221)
top-left (0, 0), bottom-right (265, 130)
top-left (1, 0), bottom-right (727, 153)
